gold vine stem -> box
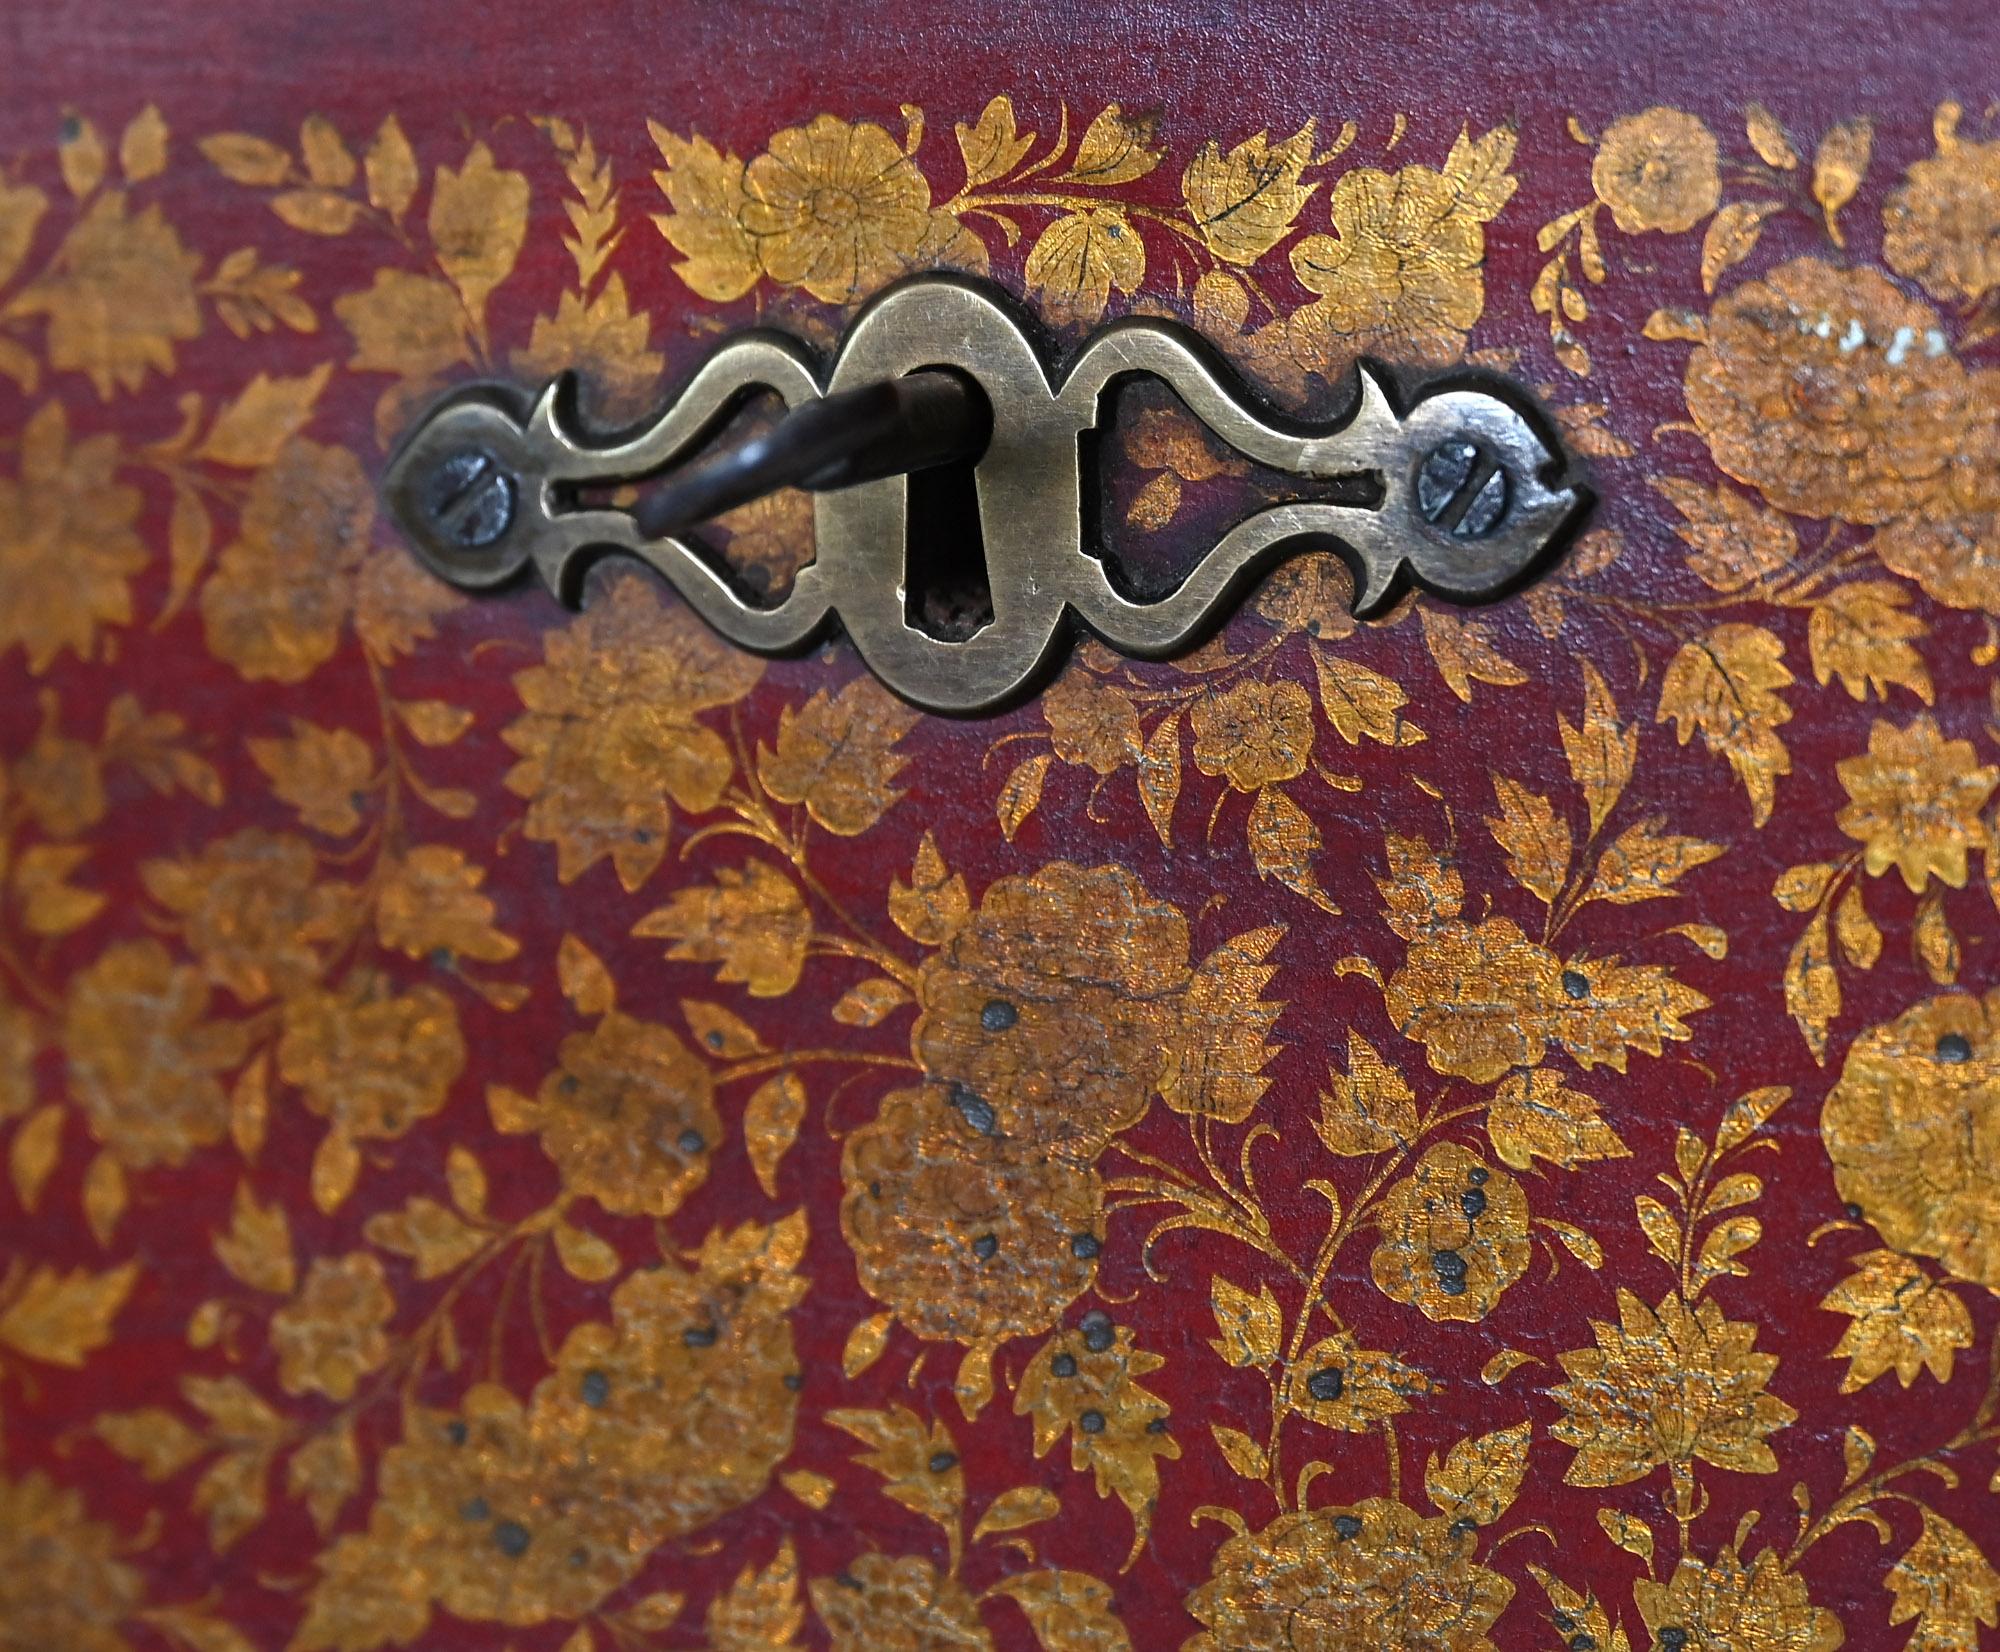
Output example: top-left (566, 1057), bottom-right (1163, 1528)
top-left (1786, 1331), bottom-right (2000, 1568)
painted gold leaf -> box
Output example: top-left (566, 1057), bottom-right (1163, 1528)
top-left (295, 116), bottom-right (355, 189)
top-left (1247, 785), bottom-right (1337, 913)
top-left (196, 365), bottom-right (332, 468)
top-left (1589, 816), bottom-right (1724, 904)
top-left (1700, 199), bottom-right (1783, 293)
top-left (1316, 1032), bottom-right (1417, 1154)
top-left (634, 861), bottom-right (810, 998)
top-left (649, 125), bottom-right (760, 301)
top-left (1424, 1420), bottom-right (1531, 1526)
top-left (200, 132), bottom-right (291, 186)
top-left (888, 832), bottom-right (968, 945)
top-left (1025, 208), bottom-right (1144, 325)
top-left (1210, 1423), bottom-right (1269, 1481)
top-left (1887, 1509), bottom-right (2000, 1651)
top-left (1487, 1068), bottom-right (1627, 1171)
top-left (758, 678), bottom-right (920, 837)
top-left (828, 1405), bottom-right (964, 1538)
top-left (0, 1260), bottom-right (138, 1366)
top-left (428, 141), bottom-right (529, 328)
top-left (1650, 477), bottom-right (1797, 593)
top-left (997, 753), bottom-right (1050, 843)
top-left (707, 1539), bottom-right (804, 1652)
top-left (1657, 624), bottom-right (1793, 826)
top-left (1419, 606), bottom-right (1528, 702)
top-left (1182, 121), bottom-right (1318, 265)
top-left (989, 1568), bottom-right (1133, 1652)
top-left (119, 104), bottom-right (168, 183)
top-left (1812, 117), bottom-right (1874, 246)
top-left (363, 115), bottom-right (418, 220)
top-left (955, 95), bottom-right (1035, 191)
top-left (1208, 1277), bottom-right (1282, 1368)
top-left (1137, 711), bottom-right (1182, 848)
top-left (1057, 104), bottom-right (1162, 187)
top-left (1486, 774), bottom-right (1570, 906)
top-left (557, 933), bottom-right (617, 1015)
top-left (213, 1180), bottom-right (295, 1295)
top-left (1808, 580), bottom-right (1932, 704)
top-left (1744, 102), bottom-right (1800, 169)
top-left (248, 721), bottom-right (373, 837)
top-left (744, 1072), bottom-right (806, 1199)
top-left (1558, 661), bottom-right (1634, 834)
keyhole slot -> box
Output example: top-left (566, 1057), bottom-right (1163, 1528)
top-left (900, 367), bottom-right (995, 643)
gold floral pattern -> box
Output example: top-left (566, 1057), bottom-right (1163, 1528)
top-left (1184, 1500), bottom-right (1513, 1652)
top-left (3, 83), bottom-right (2000, 1652)
top-left (502, 571), bottom-right (763, 890)
top-left (269, 1252), bottom-right (395, 1400)
top-left (1822, 989), bottom-right (2000, 1287)
top-left (0, 1471), bottom-right (144, 1652)
top-left (912, 860), bottom-right (1189, 1155)
top-left (0, 402), bottom-right (145, 672)
top-left (1591, 107), bottom-right (1722, 234)
top-left (1834, 713), bottom-right (1998, 892)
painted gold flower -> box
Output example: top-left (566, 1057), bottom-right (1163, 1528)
top-left (1289, 164), bottom-right (1485, 365)
top-left (1883, 104), bottom-right (2000, 303)
top-left (841, 1084), bottom-right (1101, 1345)
top-left (1835, 714), bottom-right (1997, 892)
top-left (11, 191), bottom-right (201, 397)
top-left (1042, 668), bottom-right (1143, 776)
top-left (1184, 1499), bottom-right (1513, 1652)
top-left (1821, 987), bottom-right (2000, 1287)
top-left (503, 572), bottom-right (762, 891)
top-left (1685, 258), bottom-right (1971, 523)
top-left (64, 939), bottom-right (247, 1169)
top-left (301, 1223), bottom-right (805, 1635)
top-left (1384, 916), bottom-right (1560, 1083)
top-left (1550, 1288), bottom-right (1795, 1486)
top-left (1633, 1545), bottom-right (1845, 1652)
top-left (13, 727), bottom-right (105, 838)
top-left (912, 861), bottom-right (1190, 1155)
top-left (0, 401), bottom-right (145, 674)
top-left (141, 829), bottom-right (350, 1003)
top-left (810, 1553), bottom-right (992, 1652)
top-left (270, 1253), bottom-right (395, 1401)
top-left (1591, 107), bottom-right (1720, 234)
top-left (199, 439), bottom-right (376, 683)
top-left (538, 1217), bottom-right (806, 1541)
top-left (1191, 679), bottom-right (1314, 791)
top-left (741, 115), bottom-right (933, 303)
top-left (1369, 1142), bottom-right (1529, 1322)
top-left (344, 1384), bottom-right (648, 1629)
top-left (0, 1470), bottom-right (143, 1652)
top-left (277, 968), bottom-right (465, 1141)
top-left (531, 1011), bottom-right (721, 1217)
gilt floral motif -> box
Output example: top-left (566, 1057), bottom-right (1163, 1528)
top-left (2, 82), bottom-right (1999, 1652)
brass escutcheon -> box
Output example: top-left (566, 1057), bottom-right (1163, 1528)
top-left (384, 274), bottom-right (1591, 715)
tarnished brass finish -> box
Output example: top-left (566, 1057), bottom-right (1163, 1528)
top-left (385, 274), bottom-right (1589, 714)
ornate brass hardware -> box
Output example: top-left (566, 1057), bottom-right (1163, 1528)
top-left (384, 274), bottom-right (1590, 715)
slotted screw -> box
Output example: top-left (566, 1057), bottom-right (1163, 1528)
top-left (1416, 439), bottom-right (1510, 539)
top-left (420, 446), bottom-right (517, 550)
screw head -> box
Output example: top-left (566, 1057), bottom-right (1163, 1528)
top-left (1416, 439), bottom-right (1510, 539)
top-left (420, 446), bottom-right (517, 549)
